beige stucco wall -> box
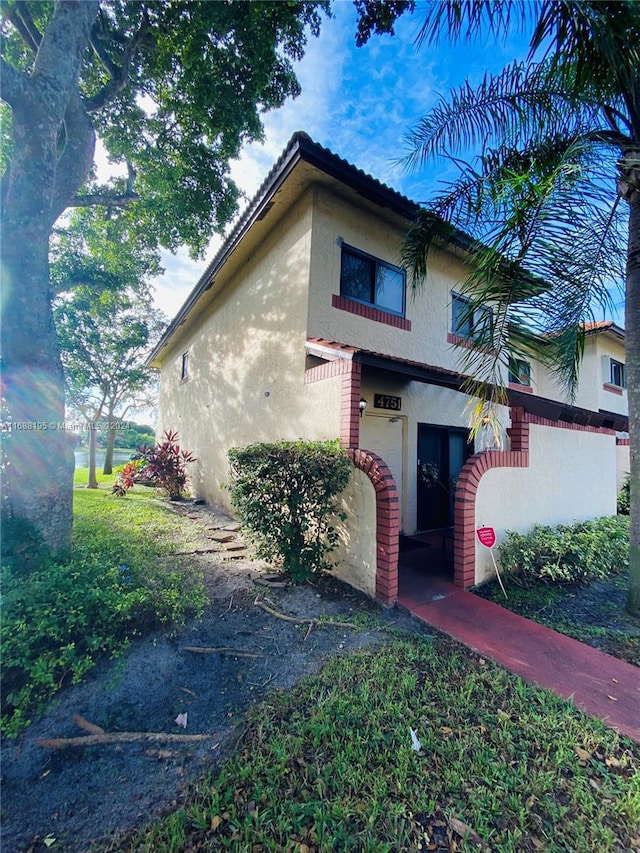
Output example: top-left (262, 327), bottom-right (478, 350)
top-left (535, 333), bottom-right (628, 415)
top-left (332, 468), bottom-right (377, 596)
top-left (617, 441), bottom-right (630, 492)
top-left (157, 189), bottom-right (342, 511)
top-left (474, 424), bottom-right (617, 584)
top-left (307, 187), bottom-right (486, 376)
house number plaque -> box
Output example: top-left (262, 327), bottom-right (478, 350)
top-left (374, 394), bottom-right (401, 411)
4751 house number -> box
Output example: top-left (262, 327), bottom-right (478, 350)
top-left (374, 394), bottom-right (401, 411)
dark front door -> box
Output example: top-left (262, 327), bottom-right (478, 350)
top-left (417, 424), bottom-right (471, 531)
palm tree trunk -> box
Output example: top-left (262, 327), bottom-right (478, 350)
top-left (626, 195), bottom-right (640, 617)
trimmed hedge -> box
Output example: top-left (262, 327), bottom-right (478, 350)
top-left (227, 440), bottom-right (351, 582)
top-left (498, 516), bottom-right (629, 585)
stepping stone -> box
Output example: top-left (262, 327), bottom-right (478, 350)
top-left (209, 532), bottom-right (236, 543)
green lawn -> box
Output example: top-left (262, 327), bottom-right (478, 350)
top-left (1, 473), bottom-right (207, 737)
top-left (109, 636), bottom-right (639, 853)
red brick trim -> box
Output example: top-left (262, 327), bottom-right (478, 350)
top-left (332, 294), bottom-right (411, 331)
top-left (603, 383), bottom-right (624, 396)
top-left (454, 447), bottom-right (530, 589)
top-left (348, 448), bottom-right (400, 606)
top-left (447, 332), bottom-right (497, 355)
top-left (508, 381), bottom-right (533, 394)
top-left (617, 437), bottom-right (630, 446)
top-left (337, 360), bottom-right (362, 449)
top-left (521, 411), bottom-right (616, 435)
top-left (453, 406), bottom-right (618, 588)
top-left (304, 358), bottom-right (352, 384)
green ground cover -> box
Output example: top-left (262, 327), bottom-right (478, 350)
top-left (1, 471), bottom-right (207, 736)
top-left (108, 636), bottom-right (639, 853)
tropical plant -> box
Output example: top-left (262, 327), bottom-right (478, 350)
top-left (112, 431), bottom-right (196, 500)
top-left (0, 0), bottom-right (329, 557)
top-left (358, 0), bottom-right (640, 616)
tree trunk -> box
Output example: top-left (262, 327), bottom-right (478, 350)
top-left (626, 195), bottom-right (640, 617)
top-left (87, 422), bottom-right (99, 489)
top-left (103, 407), bottom-right (117, 475)
top-left (1, 224), bottom-right (75, 553)
top-left (0, 1), bottom-right (99, 556)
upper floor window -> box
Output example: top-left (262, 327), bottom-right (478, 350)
top-left (605, 356), bottom-right (626, 389)
top-left (180, 351), bottom-right (189, 383)
top-left (508, 356), bottom-right (531, 387)
top-left (451, 292), bottom-right (493, 343)
top-left (340, 244), bottom-right (405, 316)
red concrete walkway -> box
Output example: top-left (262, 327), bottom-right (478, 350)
top-left (398, 577), bottom-right (640, 743)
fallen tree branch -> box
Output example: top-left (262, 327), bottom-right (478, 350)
top-left (72, 714), bottom-right (105, 735)
top-left (38, 731), bottom-right (215, 750)
top-left (254, 598), bottom-right (360, 631)
top-left (183, 646), bottom-right (265, 658)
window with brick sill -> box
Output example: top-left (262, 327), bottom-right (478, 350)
top-left (602, 356), bottom-right (626, 391)
top-left (508, 356), bottom-right (531, 388)
top-left (340, 243), bottom-right (405, 317)
top-left (450, 292), bottom-right (493, 345)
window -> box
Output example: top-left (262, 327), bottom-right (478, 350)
top-left (609, 358), bottom-right (626, 389)
top-left (340, 245), bottom-right (405, 316)
top-left (451, 292), bottom-right (493, 343)
top-left (508, 356), bottom-right (531, 387)
top-left (180, 351), bottom-right (189, 383)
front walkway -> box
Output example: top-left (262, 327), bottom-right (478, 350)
top-left (398, 573), bottom-right (640, 743)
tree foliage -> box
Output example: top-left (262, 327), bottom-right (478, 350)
top-left (0, 0), bottom-right (329, 554)
top-left (54, 285), bottom-right (166, 485)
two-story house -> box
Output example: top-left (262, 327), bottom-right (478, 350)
top-left (148, 132), bottom-right (629, 606)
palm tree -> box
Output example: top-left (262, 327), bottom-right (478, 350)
top-left (393, 1), bottom-right (640, 615)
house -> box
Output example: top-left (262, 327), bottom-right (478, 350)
top-left (148, 132), bottom-right (629, 606)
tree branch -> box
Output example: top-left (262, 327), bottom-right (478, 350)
top-left (0, 57), bottom-right (30, 107)
top-left (86, 10), bottom-right (153, 113)
top-left (68, 191), bottom-right (140, 209)
top-left (50, 92), bottom-right (97, 224)
top-left (1, 1), bottom-right (41, 53)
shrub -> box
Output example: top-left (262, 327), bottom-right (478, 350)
top-left (617, 474), bottom-right (630, 515)
top-left (227, 439), bottom-right (352, 582)
top-left (112, 430), bottom-right (196, 500)
top-left (498, 516), bottom-right (629, 586)
top-left (1, 488), bottom-right (207, 737)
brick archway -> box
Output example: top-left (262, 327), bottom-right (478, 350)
top-left (452, 408), bottom-right (530, 587)
top-left (348, 449), bottom-right (400, 605)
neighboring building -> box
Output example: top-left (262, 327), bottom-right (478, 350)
top-left (149, 132), bottom-right (628, 606)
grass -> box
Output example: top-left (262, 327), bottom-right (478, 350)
top-left (475, 570), bottom-right (640, 667)
top-left (107, 635), bottom-right (639, 853)
top-left (1, 470), bottom-right (207, 737)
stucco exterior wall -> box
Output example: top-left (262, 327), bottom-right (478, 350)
top-left (333, 467), bottom-right (377, 596)
top-left (617, 441), bottom-right (630, 492)
top-left (307, 187), bottom-right (480, 375)
top-left (157, 189), bottom-right (342, 511)
top-left (474, 424), bottom-right (617, 583)
top-left (535, 333), bottom-right (628, 414)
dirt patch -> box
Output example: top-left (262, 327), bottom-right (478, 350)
top-left (1, 502), bottom-right (427, 853)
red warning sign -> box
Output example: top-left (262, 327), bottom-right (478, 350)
top-left (476, 527), bottom-right (496, 549)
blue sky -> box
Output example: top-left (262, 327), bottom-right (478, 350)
top-left (153, 1), bottom-right (624, 323)
top-left (153, 1), bottom-right (534, 316)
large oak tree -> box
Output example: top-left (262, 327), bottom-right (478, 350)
top-left (0, 0), bottom-right (328, 555)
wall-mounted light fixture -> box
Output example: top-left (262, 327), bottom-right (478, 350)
top-left (359, 397), bottom-right (368, 417)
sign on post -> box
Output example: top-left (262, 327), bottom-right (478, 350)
top-left (476, 526), bottom-right (507, 598)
